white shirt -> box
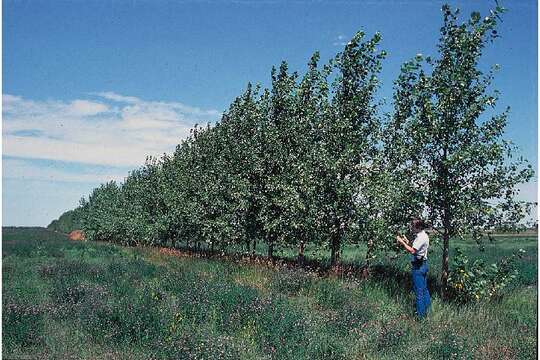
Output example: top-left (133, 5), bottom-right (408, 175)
top-left (412, 230), bottom-right (429, 260)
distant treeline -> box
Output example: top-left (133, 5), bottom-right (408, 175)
top-left (47, 209), bottom-right (84, 234)
top-left (53, 4), bottom-right (533, 290)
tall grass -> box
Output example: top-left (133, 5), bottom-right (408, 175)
top-left (3, 227), bottom-right (537, 359)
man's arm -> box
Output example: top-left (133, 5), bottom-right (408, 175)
top-left (397, 235), bottom-right (410, 245)
top-left (397, 235), bottom-right (416, 255)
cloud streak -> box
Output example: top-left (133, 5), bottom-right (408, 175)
top-left (3, 92), bottom-right (222, 168)
top-left (3, 157), bottom-right (128, 184)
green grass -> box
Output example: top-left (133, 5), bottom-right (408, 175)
top-left (3, 227), bottom-right (537, 359)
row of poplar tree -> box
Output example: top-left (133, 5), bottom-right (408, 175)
top-left (75, 4), bottom-right (533, 290)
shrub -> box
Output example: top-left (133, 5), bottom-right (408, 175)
top-left (447, 247), bottom-right (524, 303)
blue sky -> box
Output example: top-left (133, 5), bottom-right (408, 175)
top-left (3, 0), bottom-right (537, 226)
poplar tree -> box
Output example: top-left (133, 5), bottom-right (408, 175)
top-left (291, 52), bottom-right (332, 262)
top-left (315, 31), bottom-right (385, 266)
top-left (258, 62), bottom-right (299, 259)
top-left (80, 181), bottom-right (124, 243)
top-left (386, 4), bottom-right (534, 293)
top-left (221, 84), bottom-right (264, 253)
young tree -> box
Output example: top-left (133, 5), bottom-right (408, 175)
top-left (386, 4), bottom-right (534, 293)
top-left (290, 52), bottom-right (332, 263)
top-left (121, 157), bottom-right (170, 246)
top-left (182, 124), bottom-right (226, 251)
top-left (161, 135), bottom-right (205, 249)
top-left (221, 84), bottom-right (264, 253)
top-left (79, 181), bottom-right (124, 243)
top-left (258, 62), bottom-right (299, 259)
top-left (314, 31), bottom-right (386, 266)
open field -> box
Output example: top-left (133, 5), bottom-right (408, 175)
top-left (3, 227), bottom-right (537, 359)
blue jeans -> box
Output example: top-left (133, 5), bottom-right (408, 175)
top-left (411, 259), bottom-right (431, 318)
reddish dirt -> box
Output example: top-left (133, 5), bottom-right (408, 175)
top-left (158, 247), bottom-right (192, 258)
top-left (153, 245), bottom-right (365, 279)
top-left (68, 230), bottom-right (85, 241)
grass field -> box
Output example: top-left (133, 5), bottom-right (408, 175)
top-left (3, 227), bottom-right (537, 359)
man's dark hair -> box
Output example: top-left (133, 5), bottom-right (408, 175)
top-left (411, 218), bottom-right (428, 230)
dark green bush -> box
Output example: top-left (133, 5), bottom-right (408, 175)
top-left (448, 247), bottom-right (524, 303)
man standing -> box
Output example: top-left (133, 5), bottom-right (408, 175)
top-left (397, 218), bottom-right (431, 319)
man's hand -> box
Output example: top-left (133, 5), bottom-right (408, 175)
top-left (396, 235), bottom-right (409, 245)
top-left (396, 234), bottom-right (416, 255)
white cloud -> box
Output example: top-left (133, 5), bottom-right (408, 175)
top-left (3, 158), bottom-right (127, 184)
top-left (3, 135), bottom-right (153, 167)
top-left (2, 92), bottom-right (221, 168)
top-left (68, 100), bottom-right (109, 116)
top-left (92, 91), bottom-right (140, 104)
top-left (91, 91), bottom-right (221, 118)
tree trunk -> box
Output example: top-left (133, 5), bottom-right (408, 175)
top-left (267, 242), bottom-right (274, 259)
top-left (252, 238), bottom-right (257, 255)
top-left (440, 149), bottom-right (451, 298)
top-left (330, 215), bottom-right (344, 267)
top-left (330, 232), bottom-right (340, 267)
top-left (441, 231), bottom-right (450, 297)
top-left (297, 240), bottom-right (305, 265)
top-left (362, 239), bottom-right (375, 277)
top-left (210, 241), bottom-right (214, 253)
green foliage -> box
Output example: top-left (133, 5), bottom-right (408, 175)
top-left (447, 247), bottom-right (523, 303)
top-left (47, 208), bottom-right (84, 233)
top-left (79, 181), bottom-right (124, 243)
